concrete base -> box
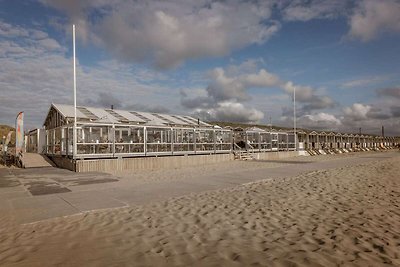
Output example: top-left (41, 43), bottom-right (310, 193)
top-left (298, 150), bottom-right (310, 156)
top-left (251, 151), bottom-right (301, 160)
top-left (50, 156), bottom-right (75, 171)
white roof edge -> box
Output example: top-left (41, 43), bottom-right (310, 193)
top-left (46, 103), bottom-right (211, 127)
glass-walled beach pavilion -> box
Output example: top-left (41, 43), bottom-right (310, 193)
top-left (40, 103), bottom-right (399, 160)
top-left (43, 103), bottom-right (233, 159)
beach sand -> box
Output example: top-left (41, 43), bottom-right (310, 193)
top-left (1, 154), bottom-right (400, 266)
top-left (112, 152), bottom-right (369, 185)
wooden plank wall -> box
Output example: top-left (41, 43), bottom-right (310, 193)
top-left (75, 154), bottom-right (234, 172)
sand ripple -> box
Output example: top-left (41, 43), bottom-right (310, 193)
top-left (1, 155), bottom-right (400, 266)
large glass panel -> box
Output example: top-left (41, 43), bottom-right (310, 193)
top-left (173, 128), bottom-right (195, 152)
top-left (27, 131), bottom-right (37, 153)
top-left (115, 126), bottom-right (144, 154)
top-left (47, 129), bottom-right (54, 154)
top-left (246, 132), bottom-right (259, 150)
top-left (297, 134), bottom-right (304, 142)
top-left (67, 127), bottom-right (73, 155)
top-left (54, 127), bottom-right (61, 155)
top-left (76, 125), bottom-right (113, 155)
top-left (196, 129), bottom-right (214, 152)
top-left (288, 133), bottom-right (295, 149)
top-left (260, 133), bottom-right (271, 150)
top-left (147, 127), bottom-right (172, 153)
top-left (60, 127), bottom-right (67, 155)
top-left (278, 133), bottom-right (288, 150)
top-left (215, 130), bottom-right (231, 151)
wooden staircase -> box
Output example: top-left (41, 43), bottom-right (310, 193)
top-left (233, 144), bottom-right (256, 160)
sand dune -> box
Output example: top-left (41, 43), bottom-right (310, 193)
top-left (1, 154), bottom-right (400, 266)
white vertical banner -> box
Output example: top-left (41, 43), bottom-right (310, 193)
top-left (15, 112), bottom-right (24, 157)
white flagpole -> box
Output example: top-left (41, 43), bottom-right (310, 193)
top-left (293, 86), bottom-right (297, 151)
top-left (73, 24), bottom-right (77, 160)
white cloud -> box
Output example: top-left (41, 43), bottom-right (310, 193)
top-left (282, 0), bottom-right (349, 21)
top-left (339, 102), bottom-right (399, 135)
top-left (341, 75), bottom-right (389, 88)
top-left (41, 0), bottom-right (280, 69)
top-left (0, 20), bottom-right (29, 38)
top-left (295, 112), bottom-right (341, 131)
top-left (38, 0), bottom-right (400, 71)
top-left (281, 82), bottom-right (336, 112)
top-left (243, 69), bottom-right (280, 88)
top-left (304, 112), bottom-right (341, 125)
top-left (289, 103), bottom-right (399, 135)
top-left (348, 0), bottom-right (400, 41)
top-left (0, 21), bottom-right (179, 129)
top-left (181, 60), bottom-right (336, 123)
top-left (195, 101), bottom-right (264, 123)
top-left (343, 103), bottom-right (371, 120)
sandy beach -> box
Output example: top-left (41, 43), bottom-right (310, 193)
top-left (1, 152), bottom-right (400, 266)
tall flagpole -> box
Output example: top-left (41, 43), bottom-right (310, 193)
top-left (73, 24), bottom-right (77, 160)
top-left (293, 86), bottom-right (297, 151)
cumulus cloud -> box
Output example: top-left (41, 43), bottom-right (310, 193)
top-left (281, 82), bottom-right (336, 113)
top-left (305, 112), bottom-right (341, 125)
top-left (338, 102), bottom-right (399, 135)
top-left (39, 0), bottom-right (104, 43)
top-left (243, 69), bottom-right (281, 87)
top-left (37, 0), bottom-right (400, 73)
top-left (280, 99), bottom-right (399, 135)
top-left (41, 0), bottom-right (280, 69)
top-left (181, 60), bottom-right (336, 123)
top-left (195, 101), bottom-right (264, 123)
top-left (343, 103), bottom-right (371, 121)
top-left (299, 112), bottom-right (341, 130)
top-left (348, 0), bottom-right (400, 41)
top-left (0, 21), bottom-right (179, 129)
top-left (37, 0), bottom-right (400, 71)
top-left (206, 68), bottom-right (250, 103)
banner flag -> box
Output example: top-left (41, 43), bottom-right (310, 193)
top-left (2, 131), bottom-right (13, 153)
top-left (15, 112), bottom-right (24, 156)
top-left (5, 131), bottom-right (13, 146)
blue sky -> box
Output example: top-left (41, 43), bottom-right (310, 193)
top-left (0, 0), bottom-right (399, 135)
